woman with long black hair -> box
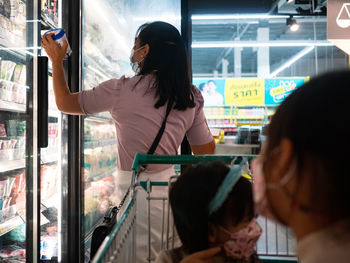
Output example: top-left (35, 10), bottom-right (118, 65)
top-left (42, 21), bottom-right (215, 261)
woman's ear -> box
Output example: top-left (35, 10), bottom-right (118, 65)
top-left (142, 43), bottom-right (150, 58)
top-left (208, 222), bottom-right (218, 243)
top-left (277, 138), bottom-right (294, 177)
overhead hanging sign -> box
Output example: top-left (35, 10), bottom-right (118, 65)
top-left (327, 0), bottom-right (350, 55)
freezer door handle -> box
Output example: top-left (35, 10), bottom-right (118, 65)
top-left (38, 56), bottom-right (48, 148)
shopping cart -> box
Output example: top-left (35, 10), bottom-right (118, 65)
top-left (91, 153), bottom-right (298, 263)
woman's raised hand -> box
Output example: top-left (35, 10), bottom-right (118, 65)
top-left (41, 33), bottom-right (68, 65)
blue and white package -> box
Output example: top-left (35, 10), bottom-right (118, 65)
top-left (44, 28), bottom-right (72, 59)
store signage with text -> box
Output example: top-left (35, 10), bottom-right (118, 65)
top-left (224, 78), bottom-right (264, 106)
top-left (193, 78), bottom-right (307, 106)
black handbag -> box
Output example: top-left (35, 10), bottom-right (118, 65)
top-left (90, 100), bottom-right (173, 260)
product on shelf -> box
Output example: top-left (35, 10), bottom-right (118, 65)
top-left (0, 60), bottom-right (16, 81)
top-left (0, 120), bottom-right (26, 162)
top-left (0, 171), bottom-right (25, 224)
top-left (84, 172), bottom-right (118, 231)
top-left (0, 123), bottom-right (6, 137)
top-left (84, 121), bottom-right (116, 141)
top-left (41, 0), bottom-right (59, 26)
top-left (40, 206), bottom-right (58, 259)
top-left (0, 62), bottom-right (27, 105)
top-left (40, 164), bottom-right (58, 202)
top-left (84, 144), bottom-right (117, 180)
top-left (41, 122), bottom-right (59, 159)
top-left (0, 244), bottom-right (26, 260)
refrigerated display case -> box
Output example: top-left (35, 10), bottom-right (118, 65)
top-left (1, 0), bottom-right (68, 261)
top-left (1, 0), bottom-right (32, 261)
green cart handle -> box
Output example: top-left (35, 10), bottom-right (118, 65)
top-left (131, 153), bottom-right (257, 173)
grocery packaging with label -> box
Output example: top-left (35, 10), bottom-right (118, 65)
top-left (43, 28), bottom-right (72, 59)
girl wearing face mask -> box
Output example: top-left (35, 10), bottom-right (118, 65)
top-left (156, 161), bottom-right (262, 263)
top-left (41, 21), bottom-right (215, 262)
top-left (250, 70), bottom-right (350, 263)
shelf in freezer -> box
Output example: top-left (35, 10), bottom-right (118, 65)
top-left (40, 153), bottom-right (58, 164)
top-left (48, 109), bottom-right (60, 118)
top-left (0, 99), bottom-right (26, 113)
top-left (84, 138), bottom-right (117, 149)
top-left (0, 215), bottom-right (24, 237)
top-left (0, 159), bottom-right (25, 173)
top-left (85, 166), bottom-right (117, 183)
top-left (209, 124), bottom-right (237, 128)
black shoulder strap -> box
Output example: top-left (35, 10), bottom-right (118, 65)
top-left (147, 100), bottom-right (173, 155)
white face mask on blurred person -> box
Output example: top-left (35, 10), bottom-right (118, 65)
top-left (251, 155), bottom-right (296, 225)
top-left (129, 45), bottom-right (146, 74)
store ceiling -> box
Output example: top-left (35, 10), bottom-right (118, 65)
top-left (190, 0), bottom-right (343, 77)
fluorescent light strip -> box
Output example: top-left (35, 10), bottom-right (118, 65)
top-left (191, 14), bottom-right (289, 20)
top-left (133, 15), bottom-right (181, 22)
top-left (191, 41), bottom-right (332, 48)
top-left (0, 46), bottom-right (41, 50)
top-left (269, 46), bottom-right (314, 77)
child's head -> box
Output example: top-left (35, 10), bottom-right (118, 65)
top-left (169, 161), bottom-right (256, 254)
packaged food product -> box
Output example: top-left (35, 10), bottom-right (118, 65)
top-left (5, 120), bottom-right (17, 136)
top-left (18, 65), bottom-right (26, 86)
top-left (0, 244), bottom-right (26, 258)
top-left (0, 60), bottom-right (16, 81)
top-left (0, 123), bottom-right (7, 137)
top-left (0, 0), bottom-right (11, 18)
top-left (0, 177), bottom-right (8, 208)
top-left (44, 28), bottom-right (72, 59)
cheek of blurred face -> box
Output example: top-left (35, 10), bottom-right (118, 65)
top-left (263, 157), bottom-right (295, 225)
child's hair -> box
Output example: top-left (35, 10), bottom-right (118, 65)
top-left (169, 162), bottom-right (254, 254)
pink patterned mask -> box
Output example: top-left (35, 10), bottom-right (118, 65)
top-left (219, 219), bottom-right (262, 260)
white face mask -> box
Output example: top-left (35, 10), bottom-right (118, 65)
top-left (251, 156), bottom-right (296, 225)
top-left (129, 45), bottom-right (146, 74)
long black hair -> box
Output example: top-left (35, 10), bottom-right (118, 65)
top-left (136, 21), bottom-right (195, 111)
top-left (169, 162), bottom-right (255, 254)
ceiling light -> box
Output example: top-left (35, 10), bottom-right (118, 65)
top-left (191, 14), bottom-right (289, 20)
top-left (287, 0), bottom-right (294, 3)
top-left (287, 16), bottom-right (300, 32)
top-left (191, 41), bottom-right (332, 48)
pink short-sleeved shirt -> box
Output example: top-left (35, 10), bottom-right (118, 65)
top-left (78, 74), bottom-right (213, 172)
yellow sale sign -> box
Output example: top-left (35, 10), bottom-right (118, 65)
top-left (224, 78), bottom-right (265, 106)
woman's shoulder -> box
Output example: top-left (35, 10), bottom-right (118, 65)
top-left (191, 86), bottom-right (205, 106)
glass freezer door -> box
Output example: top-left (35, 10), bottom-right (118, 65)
top-left (0, 0), bottom-right (36, 261)
top-left (39, 0), bottom-right (64, 261)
